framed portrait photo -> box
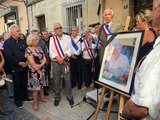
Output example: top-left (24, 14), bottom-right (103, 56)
top-left (98, 31), bottom-right (144, 95)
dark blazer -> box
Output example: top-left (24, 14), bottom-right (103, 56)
top-left (38, 39), bottom-right (50, 64)
top-left (3, 36), bottom-right (27, 72)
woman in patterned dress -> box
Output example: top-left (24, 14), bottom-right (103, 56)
top-left (0, 51), bottom-right (7, 115)
top-left (25, 34), bottom-right (50, 111)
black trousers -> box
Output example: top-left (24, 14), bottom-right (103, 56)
top-left (82, 57), bottom-right (100, 87)
top-left (82, 59), bottom-right (92, 87)
top-left (45, 63), bottom-right (51, 87)
top-left (70, 55), bottom-right (82, 89)
top-left (13, 70), bottom-right (28, 105)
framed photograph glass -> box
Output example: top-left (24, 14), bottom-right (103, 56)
top-left (98, 31), bottom-right (144, 95)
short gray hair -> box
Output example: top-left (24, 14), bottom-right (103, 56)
top-left (31, 29), bottom-right (39, 34)
top-left (9, 24), bottom-right (19, 32)
top-left (72, 26), bottom-right (79, 31)
top-left (103, 8), bottom-right (114, 16)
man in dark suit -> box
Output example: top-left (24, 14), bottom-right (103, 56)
top-left (3, 24), bottom-right (30, 108)
top-left (98, 8), bottom-right (124, 99)
top-left (98, 8), bottom-right (124, 63)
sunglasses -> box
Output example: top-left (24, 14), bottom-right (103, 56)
top-left (55, 27), bottom-right (62, 30)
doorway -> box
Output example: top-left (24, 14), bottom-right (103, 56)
top-left (37, 15), bottom-right (46, 32)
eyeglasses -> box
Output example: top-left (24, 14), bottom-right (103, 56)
top-left (55, 27), bottom-right (62, 30)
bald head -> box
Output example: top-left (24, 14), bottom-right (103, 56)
top-left (103, 8), bottom-right (114, 24)
top-left (152, 0), bottom-right (160, 28)
top-left (154, 0), bottom-right (160, 7)
top-left (53, 23), bottom-right (63, 36)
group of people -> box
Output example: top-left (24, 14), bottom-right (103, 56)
top-left (0, 27), bottom-right (52, 112)
top-left (0, 0), bottom-right (159, 119)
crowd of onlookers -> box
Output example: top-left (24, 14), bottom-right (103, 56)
top-left (0, 0), bottom-right (160, 119)
top-left (0, 29), bottom-right (53, 112)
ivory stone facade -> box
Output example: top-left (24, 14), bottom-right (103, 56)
top-left (0, 0), bottom-right (135, 35)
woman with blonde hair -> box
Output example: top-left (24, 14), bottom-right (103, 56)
top-left (25, 34), bottom-right (50, 111)
top-left (135, 9), bottom-right (158, 65)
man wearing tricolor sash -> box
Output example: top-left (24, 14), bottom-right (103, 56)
top-left (49, 23), bottom-right (74, 107)
top-left (98, 8), bottom-right (123, 63)
top-left (81, 29), bottom-right (99, 90)
top-left (70, 26), bottom-right (83, 90)
top-left (122, 1), bottom-right (160, 119)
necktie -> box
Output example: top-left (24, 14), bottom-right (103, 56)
top-left (106, 24), bottom-right (109, 28)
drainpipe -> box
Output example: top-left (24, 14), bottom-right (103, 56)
top-left (25, 4), bottom-right (30, 35)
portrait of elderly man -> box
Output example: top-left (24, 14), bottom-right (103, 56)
top-left (103, 40), bottom-right (129, 85)
top-left (121, 0), bottom-right (160, 120)
top-left (98, 8), bottom-right (124, 63)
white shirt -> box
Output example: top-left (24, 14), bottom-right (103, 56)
top-left (91, 34), bottom-right (101, 49)
top-left (49, 34), bottom-right (72, 59)
top-left (131, 37), bottom-right (160, 120)
top-left (105, 21), bottom-right (112, 28)
top-left (82, 39), bottom-right (97, 60)
top-left (71, 35), bottom-right (81, 55)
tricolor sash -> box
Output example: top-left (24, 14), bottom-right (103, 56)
top-left (53, 36), bottom-right (69, 63)
top-left (83, 38), bottom-right (95, 72)
top-left (71, 37), bottom-right (78, 51)
top-left (0, 41), bottom-right (4, 50)
top-left (102, 24), bottom-right (112, 36)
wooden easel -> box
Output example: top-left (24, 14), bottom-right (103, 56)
top-left (93, 81), bottom-right (130, 120)
top-left (93, 16), bottom-right (131, 120)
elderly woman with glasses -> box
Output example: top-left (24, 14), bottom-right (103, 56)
top-left (25, 34), bottom-right (50, 111)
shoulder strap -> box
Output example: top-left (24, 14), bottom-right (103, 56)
top-left (135, 55), bottom-right (147, 72)
top-left (71, 37), bottom-right (78, 51)
top-left (149, 28), bottom-right (157, 40)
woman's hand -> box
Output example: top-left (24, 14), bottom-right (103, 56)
top-left (35, 64), bottom-right (42, 70)
top-left (37, 70), bottom-right (43, 80)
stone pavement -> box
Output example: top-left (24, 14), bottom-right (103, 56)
top-left (2, 87), bottom-right (119, 120)
top-left (1, 90), bottom-right (38, 120)
top-left (23, 87), bottom-right (118, 120)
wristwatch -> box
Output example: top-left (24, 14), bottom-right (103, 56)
top-left (120, 112), bottom-right (127, 120)
top-left (120, 109), bottom-right (127, 120)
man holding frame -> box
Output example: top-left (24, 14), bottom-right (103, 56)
top-left (121, 0), bottom-right (160, 120)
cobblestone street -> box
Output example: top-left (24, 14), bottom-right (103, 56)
top-left (1, 90), bottom-right (38, 120)
top-left (1, 87), bottom-right (119, 120)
